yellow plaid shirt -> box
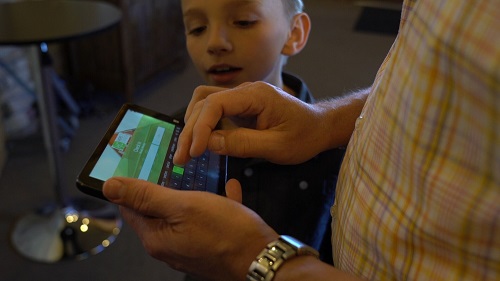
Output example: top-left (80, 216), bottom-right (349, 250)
top-left (333, 0), bottom-right (500, 280)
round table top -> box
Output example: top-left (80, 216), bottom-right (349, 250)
top-left (0, 0), bottom-right (122, 45)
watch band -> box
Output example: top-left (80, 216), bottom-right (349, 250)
top-left (246, 235), bottom-right (319, 281)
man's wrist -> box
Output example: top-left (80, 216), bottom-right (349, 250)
top-left (315, 88), bottom-right (369, 149)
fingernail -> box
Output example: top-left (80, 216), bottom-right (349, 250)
top-left (104, 178), bottom-right (125, 200)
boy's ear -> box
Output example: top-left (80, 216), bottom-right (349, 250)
top-left (282, 13), bottom-right (311, 56)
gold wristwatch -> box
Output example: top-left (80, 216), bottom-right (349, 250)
top-left (246, 235), bottom-right (319, 281)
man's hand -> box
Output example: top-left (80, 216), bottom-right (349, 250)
top-left (103, 177), bottom-right (278, 281)
top-left (174, 81), bottom-right (333, 166)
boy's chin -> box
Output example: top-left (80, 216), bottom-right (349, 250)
top-left (210, 81), bottom-right (241, 89)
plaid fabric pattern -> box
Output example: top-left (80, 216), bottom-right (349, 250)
top-left (333, 0), bottom-right (500, 280)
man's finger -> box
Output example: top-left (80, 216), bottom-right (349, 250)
top-left (103, 177), bottom-right (176, 218)
top-left (208, 128), bottom-right (290, 163)
top-left (225, 179), bottom-right (242, 203)
top-left (185, 85), bottom-right (229, 121)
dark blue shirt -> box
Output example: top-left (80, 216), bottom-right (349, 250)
top-left (227, 73), bottom-right (344, 262)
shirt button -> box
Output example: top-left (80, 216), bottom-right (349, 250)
top-left (299, 181), bottom-right (309, 190)
top-left (244, 168), bottom-right (254, 177)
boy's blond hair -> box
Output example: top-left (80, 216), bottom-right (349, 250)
top-left (283, 0), bottom-right (304, 18)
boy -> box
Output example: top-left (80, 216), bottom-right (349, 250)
top-left (180, 0), bottom-right (343, 261)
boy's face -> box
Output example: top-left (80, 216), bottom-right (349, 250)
top-left (182, 0), bottom-right (292, 88)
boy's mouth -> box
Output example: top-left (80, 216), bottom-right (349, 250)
top-left (208, 65), bottom-right (242, 74)
top-left (207, 65), bottom-right (242, 85)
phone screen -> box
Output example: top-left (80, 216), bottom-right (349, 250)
top-left (90, 109), bottom-right (180, 185)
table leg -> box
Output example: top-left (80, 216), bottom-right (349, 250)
top-left (10, 45), bottom-right (122, 263)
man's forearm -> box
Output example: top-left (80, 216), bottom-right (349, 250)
top-left (273, 255), bottom-right (365, 281)
top-left (315, 87), bottom-right (370, 149)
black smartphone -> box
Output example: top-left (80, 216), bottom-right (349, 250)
top-left (76, 103), bottom-right (227, 201)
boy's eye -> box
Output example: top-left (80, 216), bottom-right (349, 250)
top-left (188, 26), bottom-right (206, 36)
top-left (234, 20), bottom-right (257, 28)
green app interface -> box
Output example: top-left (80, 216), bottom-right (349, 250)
top-left (90, 109), bottom-right (182, 185)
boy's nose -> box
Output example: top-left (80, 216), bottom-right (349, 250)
top-left (207, 27), bottom-right (232, 55)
